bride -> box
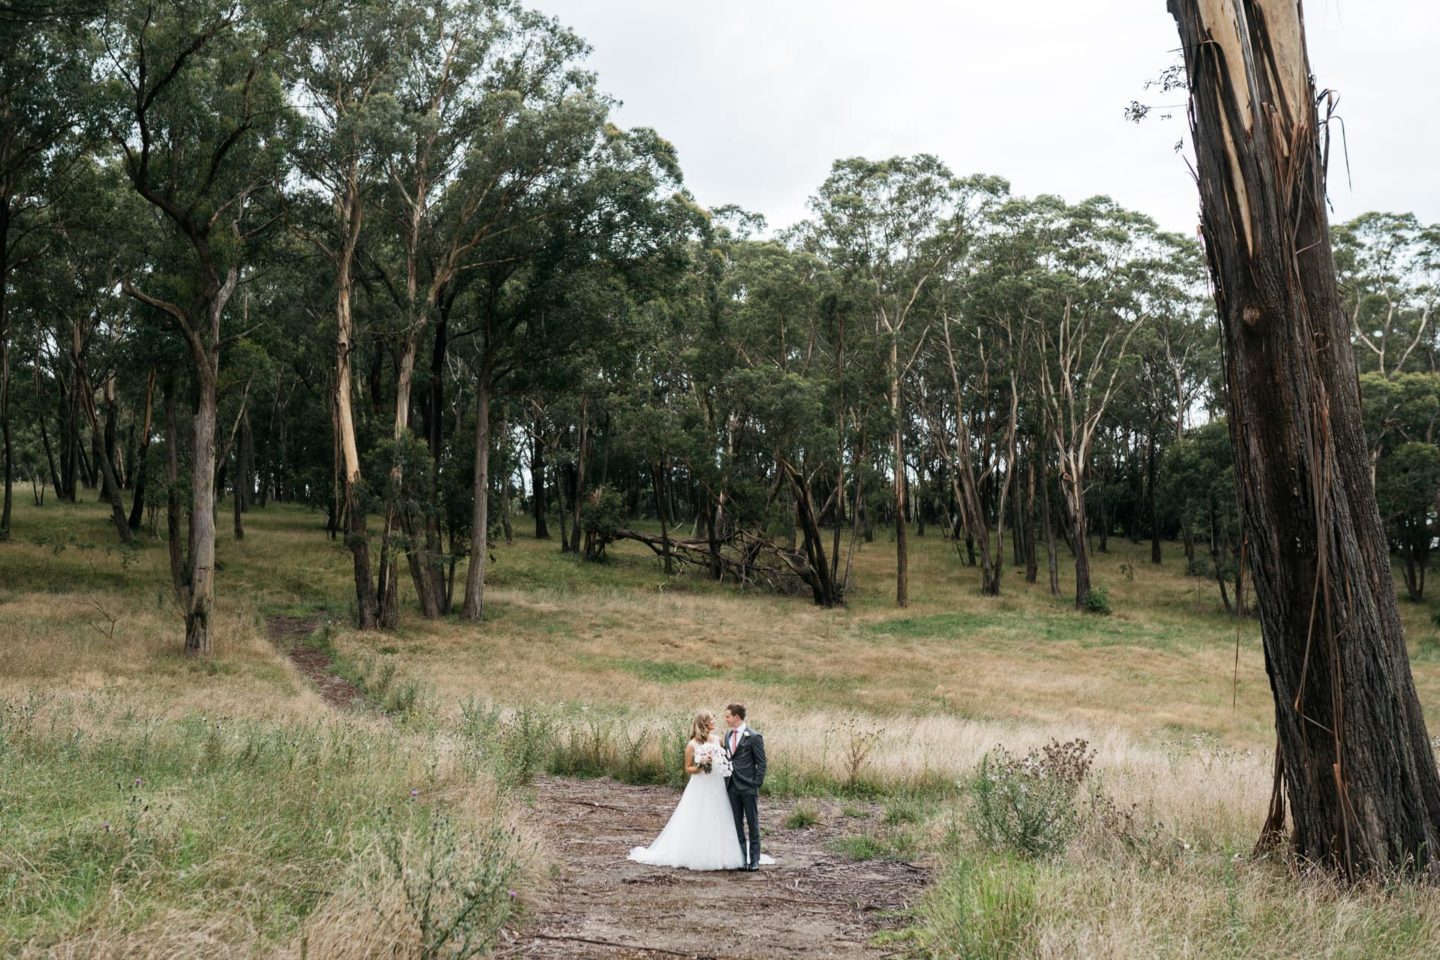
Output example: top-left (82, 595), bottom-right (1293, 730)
top-left (628, 710), bottom-right (772, 871)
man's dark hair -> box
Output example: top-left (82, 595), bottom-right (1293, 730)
top-left (726, 703), bottom-right (746, 720)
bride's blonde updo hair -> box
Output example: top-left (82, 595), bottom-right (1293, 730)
top-left (690, 709), bottom-right (715, 744)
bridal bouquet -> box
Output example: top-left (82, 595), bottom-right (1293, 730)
top-left (695, 743), bottom-right (732, 777)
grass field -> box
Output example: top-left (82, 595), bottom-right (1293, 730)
top-left (4, 496), bottom-right (1440, 957)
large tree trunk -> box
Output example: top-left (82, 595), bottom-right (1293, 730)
top-left (1172, 0), bottom-right (1440, 876)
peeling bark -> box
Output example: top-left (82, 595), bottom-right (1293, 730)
top-left (1172, 0), bottom-right (1440, 876)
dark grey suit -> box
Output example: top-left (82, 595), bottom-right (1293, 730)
top-left (723, 726), bottom-right (766, 868)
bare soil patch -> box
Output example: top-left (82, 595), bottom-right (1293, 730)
top-left (264, 614), bottom-right (363, 710)
top-left (499, 776), bottom-right (927, 959)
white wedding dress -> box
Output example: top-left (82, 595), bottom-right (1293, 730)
top-left (627, 738), bottom-right (775, 871)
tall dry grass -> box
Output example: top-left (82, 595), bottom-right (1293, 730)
top-left (6, 497), bottom-right (1440, 956)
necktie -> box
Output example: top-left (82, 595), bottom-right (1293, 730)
top-left (730, 730), bottom-right (738, 753)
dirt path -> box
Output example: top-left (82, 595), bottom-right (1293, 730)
top-left (264, 615), bottom-right (364, 710)
top-left (264, 616), bottom-right (927, 957)
top-left (499, 776), bottom-right (927, 960)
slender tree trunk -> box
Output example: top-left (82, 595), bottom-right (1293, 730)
top-left (568, 405), bottom-right (589, 554)
top-left (462, 374), bottom-right (491, 621)
top-left (653, 461), bottom-right (673, 575)
top-left (0, 319), bottom-right (11, 540)
top-left (888, 334), bottom-right (909, 607)
top-left (129, 369), bottom-right (157, 531)
top-left (76, 368), bottom-right (133, 545)
top-left (1173, 0), bottom-right (1440, 874)
top-left (40, 415), bottom-right (61, 498)
top-left (1209, 502), bottom-right (1233, 614)
top-left (186, 361), bottom-right (218, 655)
top-left (532, 420), bottom-right (550, 539)
top-left (1148, 427), bottom-right (1162, 564)
top-left (1042, 463), bottom-right (1060, 596)
top-left (333, 175), bottom-right (378, 628)
top-left (1024, 453), bottom-right (1039, 584)
top-left (0, 200), bottom-right (10, 537)
top-left (164, 384), bottom-right (187, 605)
top-left (498, 411), bottom-right (514, 546)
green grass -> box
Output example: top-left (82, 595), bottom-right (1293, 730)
top-left (610, 658), bottom-right (722, 683)
top-left (0, 694), bottom-right (519, 953)
top-left (8, 498), bottom-right (1440, 957)
top-left (784, 802), bottom-right (822, 829)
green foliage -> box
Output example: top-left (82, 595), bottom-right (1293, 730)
top-left (829, 831), bottom-right (918, 861)
top-left (1083, 585), bottom-right (1112, 615)
top-left (784, 802), bottom-right (821, 829)
top-left (907, 856), bottom-right (1038, 960)
top-left (458, 701), bottom-right (557, 787)
top-left (338, 651), bottom-right (432, 722)
top-left (967, 739), bottom-right (1094, 859)
top-left (379, 808), bottom-right (520, 960)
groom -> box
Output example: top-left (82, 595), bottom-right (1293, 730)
top-left (722, 703), bottom-right (766, 871)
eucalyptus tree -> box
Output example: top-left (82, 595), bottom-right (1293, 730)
top-left (1334, 212), bottom-right (1440, 378)
top-left (1011, 195), bottom-right (1153, 607)
top-left (99, 0), bottom-right (306, 655)
top-left (805, 155), bottom-right (976, 607)
top-left (0, 15), bottom-right (93, 538)
top-left (289, 0), bottom-right (420, 628)
top-left (1160, 419), bottom-right (1241, 610)
top-left (370, 0), bottom-right (606, 624)
top-left (1376, 442), bottom-right (1440, 602)
top-left (1129, 231), bottom-right (1207, 563)
top-left (1171, 0), bottom-right (1440, 876)
top-left (455, 125), bottom-right (690, 621)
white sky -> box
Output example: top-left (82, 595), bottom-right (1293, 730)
top-left (529, 1), bottom-right (1439, 237)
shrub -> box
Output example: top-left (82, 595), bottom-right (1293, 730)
top-left (967, 739), bottom-right (1094, 858)
top-left (379, 808), bottom-right (521, 960)
top-left (1083, 585), bottom-right (1112, 615)
top-left (501, 706), bottom-right (556, 785)
top-left (835, 718), bottom-right (883, 788)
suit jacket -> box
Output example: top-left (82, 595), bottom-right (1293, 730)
top-left (723, 726), bottom-right (766, 795)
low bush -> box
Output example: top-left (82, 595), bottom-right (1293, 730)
top-left (967, 738), bottom-right (1094, 858)
top-left (1083, 585), bottom-right (1112, 615)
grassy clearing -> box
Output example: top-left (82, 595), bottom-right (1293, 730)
top-left (0, 693), bottom-right (529, 958)
top-left (5, 497), bottom-right (1440, 955)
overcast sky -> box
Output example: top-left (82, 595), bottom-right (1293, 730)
top-left (528, 1), bottom-right (1439, 238)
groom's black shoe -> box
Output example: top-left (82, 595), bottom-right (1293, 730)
top-left (745, 862), bottom-right (759, 871)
